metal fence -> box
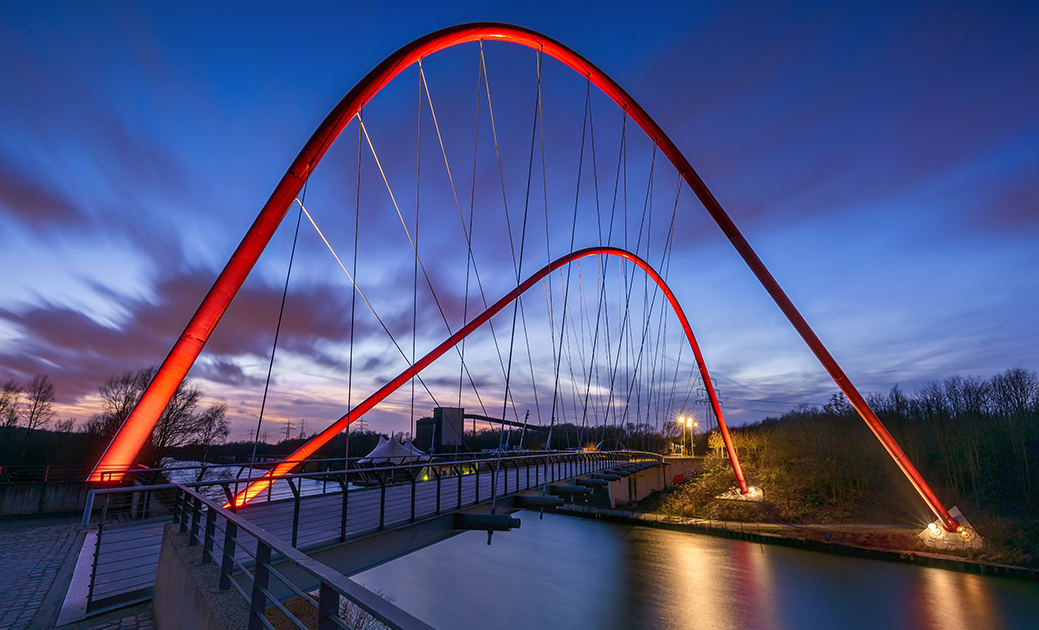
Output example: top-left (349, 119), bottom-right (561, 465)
top-left (175, 485), bottom-right (435, 630)
top-left (0, 464), bottom-right (93, 483)
top-left (79, 450), bottom-right (661, 615)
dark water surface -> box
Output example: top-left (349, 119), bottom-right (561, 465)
top-left (354, 512), bottom-right (1039, 629)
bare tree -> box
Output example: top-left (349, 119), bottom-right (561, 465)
top-left (0, 381), bottom-right (22, 457)
top-left (195, 404), bottom-right (229, 464)
top-left (991, 368), bottom-right (1038, 499)
top-left (150, 381), bottom-right (204, 466)
top-left (86, 367), bottom-right (229, 467)
top-left (0, 380), bottom-right (21, 427)
top-left (823, 392), bottom-right (853, 416)
top-left (21, 374), bottom-right (55, 459)
top-left (54, 418), bottom-right (76, 433)
top-left (0, 381), bottom-right (20, 427)
top-left (85, 368), bottom-right (155, 440)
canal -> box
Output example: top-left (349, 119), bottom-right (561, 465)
top-left (354, 511), bottom-right (1039, 629)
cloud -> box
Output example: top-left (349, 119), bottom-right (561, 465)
top-left (0, 162), bottom-right (85, 228)
top-left (978, 171), bottom-right (1039, 231)
top-left (0, 266), bottom-right (398, 406)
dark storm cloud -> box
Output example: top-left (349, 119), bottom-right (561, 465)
top-left (0, 8), bottom-right (216, 262)
top-left (629, 2), bottom-right (1039, 239)
top-left (191, 359), bottom-right (262, 389)
top-left (0, 267), bottom-right (394, 400)
top-left (0, 163), bottom-right (84, 228)
top-left (1, 2), bottom-right (1037, 436)
top-left (0, 304), bottom-right (163, 403)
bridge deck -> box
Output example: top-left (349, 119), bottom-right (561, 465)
top-left (82, 457), bottom-right (620, 611)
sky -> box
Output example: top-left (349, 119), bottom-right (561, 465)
top-left (1, 0), bottom-right (1037, 445)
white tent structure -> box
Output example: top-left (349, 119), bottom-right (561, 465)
top-left (358, 437), bottom-right (422, 466)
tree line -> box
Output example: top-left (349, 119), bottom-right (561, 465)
top-left (0, 367), bottom-right (228, 468)
top-left (660, 368), bottom-right (1037, 519)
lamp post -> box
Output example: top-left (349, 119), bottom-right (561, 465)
top-left (677, 416), bottom-right (697, 456)
top-left (678, 416), bottom-right (687, 455)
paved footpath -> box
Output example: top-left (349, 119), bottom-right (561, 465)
top-left (57, 605), bottom-right (153, 630)
top-left (0, 518), bottom-right (153, 630)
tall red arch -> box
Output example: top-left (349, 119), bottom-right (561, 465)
top-left (90, 22), bottom-right (958, 531)
top-left (231, 246), bottom-right (745, 506)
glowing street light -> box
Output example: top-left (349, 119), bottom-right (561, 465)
top-left (677, 416), bottom-right (698, 456)
top-left (685, 417), bottom-right (697, 456)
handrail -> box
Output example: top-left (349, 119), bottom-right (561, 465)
top-left (79, 449), bottom-right (649, 614)
top-left (177, 485), bottom-right (435, 630)
top-left (82, 450), bottom-right (661, 524)
top-left (82, 448), bottom-right (655, 484)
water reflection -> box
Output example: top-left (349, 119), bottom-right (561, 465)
top-left (619, 527), bottom-right (780, 630)
top-left (353, 512), bottom-right (1039, 629)
top-left (915, 569), bottom-right (1003, 629)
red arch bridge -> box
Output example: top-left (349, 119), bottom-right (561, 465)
top-left (72, 21), bottom-right (983, 627)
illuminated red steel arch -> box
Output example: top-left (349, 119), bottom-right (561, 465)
top-left (232, 246), bottom-right (746, 506)
top-left (89, 22), bottom-right (959, 531)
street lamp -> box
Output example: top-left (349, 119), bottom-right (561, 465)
top-left (687, 418), bottom-right (698, 456)
top-left (678, 416), bottom-right (686, 455)
top-left (677, 416), bottom-right (697, 456)
top-left (677, 417), bottom-right (694, 457)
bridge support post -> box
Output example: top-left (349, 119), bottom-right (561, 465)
top-left (336, 477), bottom-right (348, 542)
top-left (171, 488), bottom-right (181, 525)
top-left (202, 505), bottom-right (216, 563)
top-left (409, 470), bottom-right (417, 523)
top-left (452, 465), bottom-right (462, 510)
top-left (317, 582), bottom-right (339, 630)
top-left (287, 478), bottom-right (301, 548)
top-left (376, 474), bottom-right (386, 531)
top-left (433, 466), bottom-right (442, 515)
top-left (219, 520), bottom-right (237, 591)
top-left (249, 542), bottom-right (272, 630)
top-left (503, 460), bottom-right (509, 495)
top-left (189, 496), bottom-right (202, 545)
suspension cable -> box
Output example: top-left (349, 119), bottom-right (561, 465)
top-left (249, 181), bottom-right (307, 465)
top-left (417, 58), bottom-right (497, 420)
top-left (547, 78), bottom-right (591, 454)
top-left (458, 49), bottom-right (483, 411)
top-left (358, 111), bottom-right (499, 416)
top-left (412, 66), bottom-right (422, 443)
top-left (296, 196), bottom-right (439, 406)
top-left (493, 46), bottom-right (540, 514)
top-left (347, 115), bottom-right (361, 448)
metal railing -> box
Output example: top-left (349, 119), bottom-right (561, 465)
top-left (79, 450), bottom-right (661, 614)
top-left (175, 485), bottom-right (434, 630)
top-left (0, 464), bottom-right (94, 483)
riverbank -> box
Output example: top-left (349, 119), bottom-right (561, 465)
top-left (555, 504), bottom-right (1039, 582)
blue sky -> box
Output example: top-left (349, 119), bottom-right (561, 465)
top-left (1, 1), bottom-right (1037, 442)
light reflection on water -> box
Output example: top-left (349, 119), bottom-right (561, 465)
top-left (353, 512), bottom-right (1039, 629)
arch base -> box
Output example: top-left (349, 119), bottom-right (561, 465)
top-left (919, 506), bottom-right (984, 550)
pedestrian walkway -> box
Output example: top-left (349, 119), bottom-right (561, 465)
top-left (0, 520), bottom-right (79, 630)
top-left (57, 605), bottom-right (153, 630)
top-left (0, 517), bottom-right (154, 630)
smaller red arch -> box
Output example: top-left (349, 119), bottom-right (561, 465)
top-left (231, 246), bottom-right (748, 506)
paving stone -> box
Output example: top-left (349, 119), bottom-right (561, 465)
top-left (0, 522), bottom-right (80, 629)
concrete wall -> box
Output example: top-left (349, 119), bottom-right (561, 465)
top-left (0, 481), bottom-right (91, 517)
top-left (608, 465), bottom-right (670, 507)
top-left (153, 523), bottom-right (251, 630)
top-left (663, 456), bottom-right (705, 483)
